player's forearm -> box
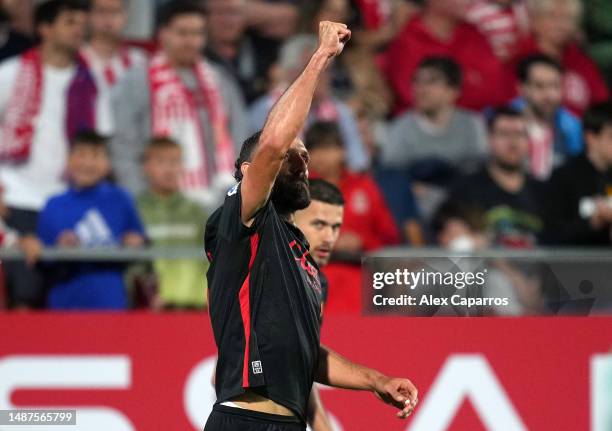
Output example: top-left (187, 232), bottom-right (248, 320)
top-left (259, 50), bottom-right (329, 156)
top-left (315, 344), bottom-right (385, 391)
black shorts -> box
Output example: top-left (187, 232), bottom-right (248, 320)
top-left (204, 404), bottom-right (305, 431)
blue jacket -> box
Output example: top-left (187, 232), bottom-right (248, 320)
top-left (37, 181), bottom-right (145, 309)
top-left (510, 98), bottom-right (583, 157)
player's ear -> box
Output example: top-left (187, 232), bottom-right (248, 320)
top-left (240, 162), bottom-right (250, 178)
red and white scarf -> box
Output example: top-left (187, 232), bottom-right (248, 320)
top-left (149, 53), bottom-right (235, 189)
top-left (0, 49), bottom-right (97, 163)
top-left (81, 45), bottom-right (143, 87)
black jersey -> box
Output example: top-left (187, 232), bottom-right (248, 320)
top-left (205, 183), bottom-right (323, 423)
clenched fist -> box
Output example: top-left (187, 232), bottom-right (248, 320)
top-left (317, 21), bottom-right (351, 60)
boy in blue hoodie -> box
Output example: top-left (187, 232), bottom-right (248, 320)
top-left (37, 131), bottom-right (145, 310)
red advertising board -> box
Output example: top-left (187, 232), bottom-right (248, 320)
top-left (0, 313), bottom-right (610, 430)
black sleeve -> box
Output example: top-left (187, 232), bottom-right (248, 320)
top-left (217, 182), bottom-right (270, 242)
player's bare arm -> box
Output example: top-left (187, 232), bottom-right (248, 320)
top-left (315, 345), bottom-right (419, 419)
top-left (239, 21), bottom-right (351, 225)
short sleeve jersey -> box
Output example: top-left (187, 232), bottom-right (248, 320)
top-left (204, 183), bottom-right (323, 422)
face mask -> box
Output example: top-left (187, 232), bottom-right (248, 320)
top-left (448, 235), bottom-right (477, 252)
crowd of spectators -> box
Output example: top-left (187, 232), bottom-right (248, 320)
top-left (0, 0), bottom-right (611, 312)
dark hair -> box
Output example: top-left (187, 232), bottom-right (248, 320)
top-left (71, 130), bottom-right (109, 152)
top-left (416, 56), bottom-right (463, 88)
top-left (234, 131), bottom-right (262, 182)
top-left (486, 106), bottom-right (524, 132)
top-left (308, 179), bottom-right (344, 206)
top-left (156, 0), bottom-right (207, 30)
top-left (144, 136), bottom-right (182, 159)
top-left (583, 102), bottom-right (612, 135)
top-left (431, 199), bottom-right (484, 236)
top-left (35, 0), bottom-right (89, 30)
top-left (516, 54), bottom-right (563, 83)
top-left (305, 121), bottom-right (343, 152)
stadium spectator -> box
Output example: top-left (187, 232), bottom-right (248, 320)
top-left (384, 0), bottom-right (510, 113)
top-left (380, 57), bottom-right (487, 176)
top-left (543, 102), bottom-right (612, 246)
top-left (465, 0), bottom-right (529, 62)
top-left (431, 199), bottom-right (488, 251)
top-left (306, 122), bottom-right (399, 313)
top-left (250, 34), bottom-right (369, 171)
top-left (204, 0), bottom-right (267, 104)
top-left (431, 199), bottom-right (544, 315)
top-left (136, 137), bottom-right (208, 310)
top-left (81, 0), bottom-right (147, 95)
top-left (37, 131), bottom-right (145, 310)
top-left (450, 107), bottom-right (544, 248)
top-left (243, 0), bottom-right (300, 77)
top-left (307, 121), bottom-right (400, 252)
top-left (0, 0), bottom-right (112, 308)
top-left (112, 1), bottom-right (248, 210)
top-left (0, 1), bottom-right (33, 61)
top-left (517, 0), bottom-right (609, 116)
top-left (511, 54), bottom-right (583, 180)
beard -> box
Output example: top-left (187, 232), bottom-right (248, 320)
top-left (270, 172), bottom-right (311, 217)
top-left (493, 158), bottom-right (523, 174)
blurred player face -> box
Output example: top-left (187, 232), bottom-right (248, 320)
top-left (295, 200), bottom-right (344, 266)
top-left (520, 64), bottom-right (563, 121)
top-left (412, 67), bottom-right (459, 116)
top-left (207, 0), bottom-right (246, 46)
top-left (89, 0), bottom-right (127, 40)
top-left (144, 146), bottom-right (183, 195)
top-left (586, 125), bottom-right (612, 170)
top-left (159, 14), bottom-right (206, 66)
top-left (270, 139), bottom-right (311, 215)
top-left (308, 144), bottom-right (345, 180)
top-left (532, 4), bottom-right (579, 48)
top-left (489, 116), bottom-right (529, 171)
top-left (39, 9), bottom-right (88, 54)
top-left (68, 145), bottom-right (111, 188)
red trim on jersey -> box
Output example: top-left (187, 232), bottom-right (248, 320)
top-left (239, 232), bottom-right (260, 387)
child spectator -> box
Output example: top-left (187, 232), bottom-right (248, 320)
top-left (137, 137), bottom-right (208, 310)
top-left (37, 131), bottom-right (145, 310)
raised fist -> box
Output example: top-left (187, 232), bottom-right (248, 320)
top-left (317, 21), bottom-right (351, 60)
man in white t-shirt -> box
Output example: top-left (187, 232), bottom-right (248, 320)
top-left (0, 0), bottom-right (112, 308)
